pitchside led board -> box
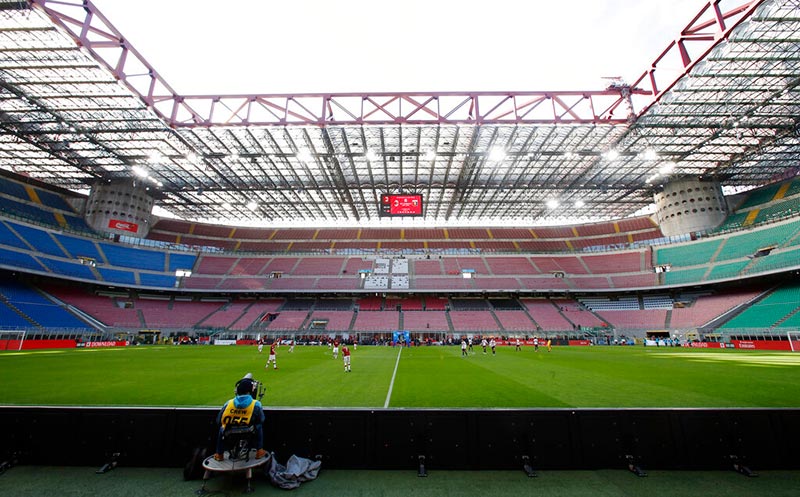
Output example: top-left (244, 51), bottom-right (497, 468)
top-left (379, 193), bottom-right (423, 217)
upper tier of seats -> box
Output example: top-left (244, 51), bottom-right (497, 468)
top-left (0, 174), bottom-right (91, 232)
top-left (2, 212), bottom-right (800, 292)
top-left (714, 176), bottom-right (800, 232)
top-left (2, 169), bottom-right (800, 292)
top-left (146, 216), bottom-right (663, 254)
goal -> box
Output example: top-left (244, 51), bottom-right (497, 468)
top-left (789, 331), bottom-right (800, 352)
top-left (0, 330), bottom-right (26, 351)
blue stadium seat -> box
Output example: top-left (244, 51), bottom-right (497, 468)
top-left (0, 281), bottom-right (89, 329)
top-left (0, 196), bottom-right (58, 227)
top-left (168, 252), bottom-right (197, 272)
top-left (0, 176), bottom-right (29, 199)
top-left (99, 243), bottom-right (165, 272)
top-left (39, 257), bottom-right (97, 280)
top-left (97, 267), bottom-right (137, 285)
top-left (0, 301), bottom-right (32, 328)
top-left (34, 188), bottom-right (74, 211)
top-left (6, 222), bottom-right (67, 257)
top-left (0, 247), bottom-right (45, 272)
top-left (139, 273), bottom-right (177, 288)
top-left (53, 233), bottom-right (102, 260)
top-left (63, 214), bottom-right (93, 232)
top-left (0, 221), bottom-right (30, 250)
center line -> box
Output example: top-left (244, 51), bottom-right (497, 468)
top-left (384, 347), bottom-right (402, 408)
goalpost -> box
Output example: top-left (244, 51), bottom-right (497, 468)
top-left (788, 331), bottom-right (800, 352)
top-left (0, 330), bottom-right (26, 351)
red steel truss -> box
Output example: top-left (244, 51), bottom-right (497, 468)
top-left (30, 0), bottom-right (763, 127)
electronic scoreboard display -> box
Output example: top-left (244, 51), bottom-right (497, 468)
top-left (379, 193), bottom-right (423, 217)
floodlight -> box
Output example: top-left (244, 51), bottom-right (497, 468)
top-left (659, 162), bottom-right (676, 175)
top-left (604, 149), bottom-right (620, 160)
top-left (147, 151), bottom-right (163, 164)
top-left (247, 201), bottom-right (258, 211)
top-left (366, 150), bottom-right (379, 162)
top-left (546, 199), bottom-right (559, 209)
top-left (132, 165), bottom-right (148, 178)
top-left (297, 150), bottom-right (313, 163)
top-left (488, 147), bottom-right (506, 162)
top-left (574, 200), bottom-right (585, 208)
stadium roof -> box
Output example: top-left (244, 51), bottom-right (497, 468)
top-left (0, 0), bottom-right (799, 227)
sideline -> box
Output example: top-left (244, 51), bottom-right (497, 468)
top-left (384, 347), bottom-right (402, 408)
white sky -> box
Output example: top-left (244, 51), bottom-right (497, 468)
top-left (89, 0), bottom-right (707, 95)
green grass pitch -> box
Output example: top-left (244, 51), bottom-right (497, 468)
top-left (1, 344), bottom-right (799, 408)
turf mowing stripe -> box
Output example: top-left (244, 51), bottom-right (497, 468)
top-left (384, 347), bottom-right (402, 408)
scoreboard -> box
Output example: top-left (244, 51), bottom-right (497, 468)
top-left (379, 193), bottom-right (423, 217)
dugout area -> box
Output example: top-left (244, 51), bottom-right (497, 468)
top-left (0, 406), bottom-right (798, 473)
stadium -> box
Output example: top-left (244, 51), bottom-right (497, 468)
top-left (0, 0), bottom-right (799, 495)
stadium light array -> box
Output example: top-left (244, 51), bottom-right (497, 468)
top-left (659, 162), bottom-right (676, 175)
top-left (131, 165), bottom-right (148, 178)
top-left (147, 151), bottom-right (163, 164)
top-left (488, 147), bottom-right (506, 162)
top-left (296, 150), bottom-right (313, 163)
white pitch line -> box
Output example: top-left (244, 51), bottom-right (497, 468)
top-left (384, 347), bottom-right (403, 408)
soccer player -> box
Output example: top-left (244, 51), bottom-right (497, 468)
top-left (533, 337), bottom-right (539, 352)
top-left (265, 342), bottom-right (277, 370)
top-left (467, 337), bottom-right (473, 353)
top-left (546, 338), bottom-right (552, 352)
top-left (257, 338), bottom-right (264, 354)
top-left (481, 338), bottom-right (488, 354)
top-left (332, 338), bottom-right (339, 359)
top-left (461, 339), bottom-right (467, 357)
top-left (515, 338), bottom-right (521, 351)
top-left (288, 338), bottom-right (295, 353)
top-left (342, 345), bottom-right (351, 372)
top-left (490, 338), bottom-right (496, 355)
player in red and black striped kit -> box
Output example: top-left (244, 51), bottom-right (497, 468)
top-left (265, 342), bottom-right (277, 370)
top-left (341, 345), bottom-right (351, 372)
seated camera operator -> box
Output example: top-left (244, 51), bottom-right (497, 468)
top-left (214, 374), bottom-right (266, 461)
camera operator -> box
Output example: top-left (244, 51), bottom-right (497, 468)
top-left (214, 374), bottom-right (266, 461)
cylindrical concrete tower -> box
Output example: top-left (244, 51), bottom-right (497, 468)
top-left (84, 178), bottom-right (155, 238)
top-left (654, 177), bottom-right (727, 237)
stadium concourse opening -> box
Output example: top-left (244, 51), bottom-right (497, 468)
top-left (2, 0), bottom-right (800, 491)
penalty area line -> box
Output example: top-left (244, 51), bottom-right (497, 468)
top-left (384, 347), bottom-right (402, 408)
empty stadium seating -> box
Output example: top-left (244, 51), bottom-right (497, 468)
top-left (4, 170), bottom-right (800, 344)
top-left (353, 310), bottom-right (399, 331)
top-left (0, 281), bottom-right (88, 329)
top-left (721, 282), bottom-right (800, 330)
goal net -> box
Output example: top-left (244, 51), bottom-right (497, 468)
top-left (789, 331), bottom-right (800, 352)
top-left (0, 330), bottom-right (26, 351)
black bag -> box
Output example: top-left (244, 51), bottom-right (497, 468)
top-left (183, 446), bottom-right (209, 480)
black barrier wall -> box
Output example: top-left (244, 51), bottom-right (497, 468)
top-left (1, 407), bottom-right (798, 471)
